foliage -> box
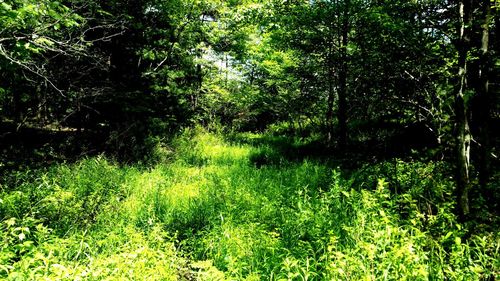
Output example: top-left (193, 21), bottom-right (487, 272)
top-left (1, 129), bottom-right (498, 280)
top-left (0, 0), bottom-right (499, 279)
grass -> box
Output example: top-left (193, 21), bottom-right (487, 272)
top-left (1, 127), bottom-right (499, 280)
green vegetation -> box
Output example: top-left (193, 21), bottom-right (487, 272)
top-left (1, 0), bottom-right (499, 279)
top-left (1, 129), bottom-right (498, 280)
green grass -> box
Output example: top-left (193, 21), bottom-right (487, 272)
top-left (1, 127), bottom-right (499, 280)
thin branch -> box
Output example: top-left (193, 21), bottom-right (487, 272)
top-left (0, 45), bottom-right (66, 97)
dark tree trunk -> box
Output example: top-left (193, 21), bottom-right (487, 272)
top-left (12, 90), bottom-right (22, 125)
top-left (475, 1), bottom-right (492, 188)
top-left (454, 0), bottom-right (473, 220)
top-left (326, 37), bottom-right (335, 144)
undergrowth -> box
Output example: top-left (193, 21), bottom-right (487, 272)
top-left (1, 127), bottom-right (498, 280)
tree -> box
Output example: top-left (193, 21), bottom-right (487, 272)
top-left (453, 0), bottom-right (474, 219)
top-left (453, 0), bottom-right (498, 218)
top-left (0, 0), bottom-right (87, 124)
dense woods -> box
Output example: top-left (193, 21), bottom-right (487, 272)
top-left (1, 0), bottom-right (499, 279)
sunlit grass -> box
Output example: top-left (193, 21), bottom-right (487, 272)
top-left (1, 127), bottom-right (498, 280)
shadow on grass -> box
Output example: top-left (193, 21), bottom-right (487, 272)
top-left (224, 133), bottom-right (388, 172)
top-left (226, 134), bottom-right (334, 165)
top-left (225, 129), bottom-right (451, 172)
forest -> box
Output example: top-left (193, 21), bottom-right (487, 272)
top-left (0, 0), bottom-right (499, 279)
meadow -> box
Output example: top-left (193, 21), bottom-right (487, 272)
top-left (1, 128), bottom-right (498, 280)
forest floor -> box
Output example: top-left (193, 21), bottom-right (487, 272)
top-left (0, 127), bottom-right (499, 280)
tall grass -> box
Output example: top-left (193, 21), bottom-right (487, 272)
top-left (1, 127), bottom-right (498, 280)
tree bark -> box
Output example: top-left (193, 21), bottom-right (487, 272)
top-left (326, 29), bottom-right (335, 144)
top-left (326, 68), bottom-right (335, 143)
top-left (455, 0), bottom-right (473, 220)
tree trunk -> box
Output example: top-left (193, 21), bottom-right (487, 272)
top-left (455, 0), bottom-right (473, 220)
top-left (476, 1), bottom-right (491, 187)
top-left (326, 37), bottom-right (335, 144)
top-left (12, 89), bottom-right (23, 126)
top-left (337, 0), bottom-right (349, 151)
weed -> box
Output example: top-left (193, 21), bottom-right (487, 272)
top-left (1, 128), bottom-right (498, 280)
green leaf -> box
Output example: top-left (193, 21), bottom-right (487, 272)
top-left (5, 218), bottom-right (16, 227)
top-left (34, 37), bottom-right (54, 47)
top-left (1, 2), bottom-right (12, 11)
